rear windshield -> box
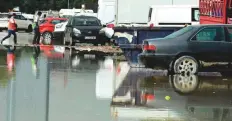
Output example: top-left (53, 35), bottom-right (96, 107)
top-left (164, 26), bottom-right (194, 39)
top-left (51, 19), bottom-right (67, 25)
top-left (73, 17), bottom-right (101, 26)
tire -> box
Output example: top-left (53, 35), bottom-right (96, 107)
top-left (42, 32), bottom-right (52, 45)
top-left (173, 56), bottom-right (198, 74)
top-left (26, 25), bottom-right (32, 33)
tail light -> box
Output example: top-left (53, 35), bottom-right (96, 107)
top-left (142, 94), bottom-right (155, 101)
top-left (143, 44), bottom-right (156, 51)
top-left (107, 23), bottom-right (115, 29)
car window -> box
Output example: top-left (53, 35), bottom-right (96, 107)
top-left (226, 27), bottom-right (232, 41)
top-left (51, 20), bottom-right (66, 25)
top-left (20, 15), bottom-right (27, 20)
top-left (14, 15), bottom-right (21, 19)
top-left (164, 26), bottom-right (193, 39)
top-left (67, 17), bottom-right (73, 26)
top-left (73, 17), bottom-right (101, 26)
top-left (192, 27), bottom-right (225, 42)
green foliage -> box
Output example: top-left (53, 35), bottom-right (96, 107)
top-left (0, 0), bottom-right (98, 13)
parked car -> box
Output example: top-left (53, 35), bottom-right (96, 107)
top-left (39, 17), bottom-right (67, 45)
top-left (0, 12), bottom-right (33, 32)
top-left (63, 15), bottom-right (109, 46)
top-left (138, 24), bottom-right (232, 74)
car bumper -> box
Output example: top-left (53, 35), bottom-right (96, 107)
top-left (72, 35), bottom-right (101, 44)
top-left (138, 53), bottom-right (174, 69)
top-left (53, 31), bottom-right (64, 41)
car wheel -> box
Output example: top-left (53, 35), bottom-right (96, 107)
top-left (26, 25), bottom-right (32, 33)
top-left (173, 56), bottom-right (198, 74)
top-left (42, 32), bottom-right (52, 45)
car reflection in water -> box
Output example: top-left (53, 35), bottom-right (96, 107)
top-left (111, 71), bottom-right (232, 121)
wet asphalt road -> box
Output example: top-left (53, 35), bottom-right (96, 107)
top-left (0, 31), bottom-right (33, 45)
top-left (0, 46), bottom-right (231, 121)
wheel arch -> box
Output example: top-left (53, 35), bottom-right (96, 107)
top-left (42, 31), bottom-right (53, 37)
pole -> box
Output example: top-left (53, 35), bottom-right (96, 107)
top-left (68, 0), bottom-right (70, 9)
top-left (115, 0), bottom-right (118, 25)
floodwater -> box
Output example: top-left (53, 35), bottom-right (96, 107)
top-left (0, 45), bottom-right (232, 121)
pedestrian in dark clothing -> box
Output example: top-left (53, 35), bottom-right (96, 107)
top-left (33, 11), bottom-right (42, 44)
top-left (1, 13), bottom-right (17, 45)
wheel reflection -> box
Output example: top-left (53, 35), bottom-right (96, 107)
top-left (170, 74), bottom-right (200, 94)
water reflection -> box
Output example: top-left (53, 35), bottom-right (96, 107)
top-left (1, 45), bottom-right (232, 121)
top-left (170, 74), bottom-right (199, 94)
top-left (111, 71), bottom-right (232, 121)
top-left (6, 48), bottom-right (15, 73)
top-left (31, 46), bottom-right (40, 78)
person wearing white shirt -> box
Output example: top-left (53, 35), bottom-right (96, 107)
top-left (33, 11), bottom-right (42, 44)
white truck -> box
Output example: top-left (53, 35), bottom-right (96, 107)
top-left (97, 0), bottom-right (199, 26)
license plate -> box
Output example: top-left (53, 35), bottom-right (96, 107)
top-left (85, 36), bottom-right (96, 39)
top-left (84, 54), bottom-right (95, 59)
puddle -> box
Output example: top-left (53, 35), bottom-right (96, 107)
top-left (0, 45), bottom-right (231, 121)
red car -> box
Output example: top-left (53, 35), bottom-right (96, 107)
top-left (39, 17), bottom-right (67, 44)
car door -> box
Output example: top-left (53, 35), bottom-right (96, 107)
top-left (189, 26), bottom-right (226, 62)
top-left (19, 15), bottom-right (29, 29)
top-left (14, 15), bottom-right (23, 29)
top-left (222, 26), bottom-right (232, 62)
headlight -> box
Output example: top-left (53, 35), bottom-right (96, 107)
top-left (56, 24), bottom-right (63, 29)
top-left (73, 28), bottom-right (81, 36)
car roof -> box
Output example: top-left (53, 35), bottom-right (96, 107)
top-left (191, 24), bottom-right (232, 28)
top-left (73, 15), bottom-right (98, 19)
top-left (45, 17), bottom-right (67, 20)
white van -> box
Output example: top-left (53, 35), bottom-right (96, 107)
top-left (148, 5), bottom-right (199, 27)
top-left (59, 9), bottom-right (94, 18)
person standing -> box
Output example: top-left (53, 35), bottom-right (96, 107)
top-left (1, 13), bottom-right (17, 45)
top-left (33, 11), bottom-right (42, 44)
top-left (80, 4), bottom-right (86, 13)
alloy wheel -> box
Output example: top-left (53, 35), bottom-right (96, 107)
top-left (174, 56), bottom-right (198, 74)
top-left (43, 32), bottom-right (52, 45)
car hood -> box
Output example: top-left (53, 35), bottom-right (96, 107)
top-left (73, 26), bottom-right (103, 31)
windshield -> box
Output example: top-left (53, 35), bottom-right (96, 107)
top-left (164, 26), bottom-right (193, 39)
top-left (73, 17), bottom-right (101, 26)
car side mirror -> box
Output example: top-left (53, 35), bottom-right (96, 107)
top-left (102, 24), bottom-right (107, 27)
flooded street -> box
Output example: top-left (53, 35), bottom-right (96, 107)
top-left (0, 45), bottom-right (232, 121)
